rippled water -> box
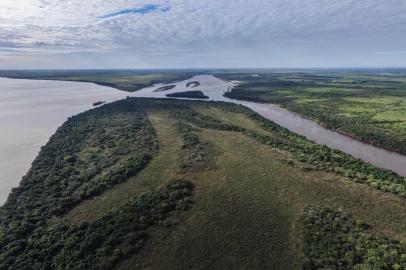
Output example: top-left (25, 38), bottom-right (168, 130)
top-left (1, 74), bottom-right (406, 204)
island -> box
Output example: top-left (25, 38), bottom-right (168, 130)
top-left (166, 90), bottom-right (209, 99)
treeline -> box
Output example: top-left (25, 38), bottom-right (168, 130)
top-left (0, 100), bottom-right (158, 268)
top-left (285, 102), bottom-right (406, 155)
top-left (221, 102), bottom-right (406, 197)
top-left (224, 88), bottom-right (292, 103)
top-left (302, 206), bottom-right (406, 269)
top-left (0, 180), bottom-right (193, 270)
top-left (219, 72), bottom-right (406, 155)
top-left (173, 121), bottom-right (214, 172)
top-left (2, 97), bottom-right (406, 268)
top-left (158, 99), bottom-right (406, 197)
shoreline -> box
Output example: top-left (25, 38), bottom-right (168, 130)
top-left (2, 74), bottom-right (406, 205)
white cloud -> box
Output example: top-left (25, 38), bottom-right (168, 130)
top-left (1, 0), bottom-right (406, 67)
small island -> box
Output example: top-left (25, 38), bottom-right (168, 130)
top-left (154, 84), bottom-right (176, 92)
top-left (166, 90), bottom-right (209, 99)
top-left (186, 81), bottom-right (200, 88)
top-left (93, 101), bottom-right (106, 106)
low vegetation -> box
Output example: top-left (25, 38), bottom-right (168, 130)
top-left (302, 206), bottom-right (406, 269)
top-left (1, 180), bottom-right (193, 270)
top-left (219, 71), bottom-right (406, 155)
top-left (1, 97), bottom-right (405, 269)
top-left (174, 121), bottom-right (214, 171)
top-left (0, 101), bottom-right (158, 269)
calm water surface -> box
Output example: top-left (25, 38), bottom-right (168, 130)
top-left (0, 78), bottom-right (127, 204)
top-left (1, 75), bottom-right (406, 204)
top-left (134, 75), bottom-right (406, 177)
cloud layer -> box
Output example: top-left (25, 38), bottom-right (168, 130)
top-left (1, 0), bottom-right (406, 68)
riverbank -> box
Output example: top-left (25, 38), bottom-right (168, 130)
top-left (0, 77), bottom-right (127, 204)
top-left (2, 74), bottom-right (406, 204)
top-left (131, 74), bottom-right (406, 177)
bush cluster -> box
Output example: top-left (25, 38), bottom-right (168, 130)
top-left (0, 100), bottom-right (158, 268)
top-left (174, 121), bottom-right (213, 171)
top-left (302, 206), bottom-right (406, 269)
top-left (0, 180), bottom-right (194, 270)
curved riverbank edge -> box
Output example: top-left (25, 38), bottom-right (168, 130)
top-left (131, 74), bottom-right (406, 177)
top-left (224, 91), bottom-right (406, 158)
top-left (2, 74), bottom-right (406, 205)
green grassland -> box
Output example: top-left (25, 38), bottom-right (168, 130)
top-left (1, 98), bottom-right (406, 269)
top-left (219, 71), bottom-right (406, 155)
top-left (0, 70), bottom-right (196, 92)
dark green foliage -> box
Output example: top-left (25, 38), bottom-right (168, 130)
top-left (169, 106), bottom-right (242, 132)
top-left (161, 99), bottom-right (406, 198)
top-left (302, 206), bottom-right (406, 269)
top-left (0, 180), bottom-right (194, 270)
top-left (174, 121), bottom-right (214, 172)
top-left (0, 100), bottom-right (158, 268)
top-left (215, 102), bottom-right (406, 197)
top-left (3, 101), bottom-right (157, 219)
top-left (1, 97), bottom-right (406, 269)
top-left (166, 91), bottom-right (209, 99)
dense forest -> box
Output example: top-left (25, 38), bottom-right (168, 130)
top-left (1, 97), bottom-right (405, 268)
top-left (302, 207), bottom-right (406, 269)
top-left (0, 100), bottom-right (193, 269)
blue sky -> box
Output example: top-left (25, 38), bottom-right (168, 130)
top-left (1, 0), bottom-right (406, 69)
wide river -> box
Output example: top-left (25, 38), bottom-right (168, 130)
top-left (1, 74), bottom-right (406, 204)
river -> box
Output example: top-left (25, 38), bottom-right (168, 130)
top-left (1, 74), bottom-right (406, 204)
top-left (133, 75), bottom-right (406, 177)
top-left (0, 78), bottom-right (128, 204)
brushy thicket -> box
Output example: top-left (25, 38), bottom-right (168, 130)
top-left (174, 121), bottom-right (213, 172)
top-left (0, 100), bottom-right (159, 269)
top-left (302, 206), bottom-right (406, 269)
top-left (1, 97), bottom-right (406, 269)
top-left (1, 180), bottom-right (193, 270)
top-left (164, 99), bottom-right (406, 197)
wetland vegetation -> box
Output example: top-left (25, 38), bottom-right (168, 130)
top-left (1, 97), bottom-right (405, 269)
top-left (218, 70), bottom-right (406, 155)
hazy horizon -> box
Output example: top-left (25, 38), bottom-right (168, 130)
top-left (1, 1), bottom-right (406, 69)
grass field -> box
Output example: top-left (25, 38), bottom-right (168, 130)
top-left (219, 71), bottom-right (406, 155)
top-left (67, 100), bottom-right (406, 269)
top-left (1, 98), bottom-right (406, 269)
top-left (118, 102), bottom-right (406, 269)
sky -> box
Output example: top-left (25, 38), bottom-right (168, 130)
top-left (1, 0), bottom-right (406, 69)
